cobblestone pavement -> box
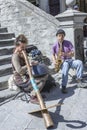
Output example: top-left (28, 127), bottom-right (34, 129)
top-left (0, 68), bottom-right (87, 130)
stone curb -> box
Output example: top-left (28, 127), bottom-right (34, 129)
top-left (0, 89), bottom-right (19, 103)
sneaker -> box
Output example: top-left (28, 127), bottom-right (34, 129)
top-left (76, 79), bottom-right (87, 88)
top-left (61, 87), bottom-right (68, 94)
top-left (30, 96), bottom-right (39, 104)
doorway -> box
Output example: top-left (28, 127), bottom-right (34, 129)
top-left (49, 0), bottom-right (60, 16)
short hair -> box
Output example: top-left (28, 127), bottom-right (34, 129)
top-left (56, 29), bottom-right (66, 36)
top-left (14, 34), bottom-right (28, 46)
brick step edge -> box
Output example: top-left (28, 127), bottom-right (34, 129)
top-left (0, 89), bottom-right (20, 104)
top-left (0, 82), bottom-right (8, 90)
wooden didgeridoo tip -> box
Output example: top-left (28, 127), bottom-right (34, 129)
top-left (36, 90), bottom-right (54, 128)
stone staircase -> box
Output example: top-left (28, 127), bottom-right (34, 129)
top-left (0, 26), bottom-right (15, 90)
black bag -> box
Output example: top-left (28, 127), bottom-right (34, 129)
top-left (26, 45), bottom-right (37, 54)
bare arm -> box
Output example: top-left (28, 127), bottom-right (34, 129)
top-left (12, 53), bottom-right (27, 75)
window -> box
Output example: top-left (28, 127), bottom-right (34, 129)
top-left (76, 0), bottom-right (87, 12)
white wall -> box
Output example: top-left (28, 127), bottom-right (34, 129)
top-left (0, 0), bottom-right (59, 58)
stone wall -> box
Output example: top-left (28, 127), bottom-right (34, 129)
top-left (0, 0), bottom-right (59, 58)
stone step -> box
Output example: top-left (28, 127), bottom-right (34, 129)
top-left (0, 45), bottom-right (14, 49)
top-left (0, 55), bottom-right (11, 65)
top-left (0, 57), bottom-right (11, 65)
top-left (0, 89), bottom-right (18, 103)
top-left (0, 75), bottom-right (11, 83)
top-left (0, 27), bottom-right (15, 91)
top-left (0, 33), bottom-right (15, 40)
top-left (0, 74), bottom-right (12, 90)
top-left (0, 55), bottom-right (12, 60)
top-left (0, 47), bottom-right (14, 56)
top-left (0, 63), bottom-right (12, 70)
top-left (0, 27), bottom-right (8, 33)
top-left (0, 64), bottom-right (12, 77)
top-left (0, 39), bottom-right (15, 47)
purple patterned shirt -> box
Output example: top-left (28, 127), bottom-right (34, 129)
top-left (52, 40), bottom-right (74, 60)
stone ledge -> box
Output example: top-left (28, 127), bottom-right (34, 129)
top-left (0, 89), bottom-right (19, 103)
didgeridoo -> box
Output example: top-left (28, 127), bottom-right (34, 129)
top-left (22, 50), bottom-right (54, 128)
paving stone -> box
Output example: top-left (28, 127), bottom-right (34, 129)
top-left (0, 63), bottom-right (87, 130)
top-left (0, 83), bottom-right (87, 130)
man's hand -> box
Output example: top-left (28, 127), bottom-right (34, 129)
top-left (31, 60), bottom-right (38, 66)
top-left (62, 51), bottom-right (74, 57)
top-left (66, 51), bottom-right (74, 57)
